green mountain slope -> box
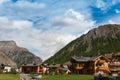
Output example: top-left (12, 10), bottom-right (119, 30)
top-left (45, 24), bottom-right (120, 64)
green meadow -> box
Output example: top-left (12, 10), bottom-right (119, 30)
top-left (0, 74), bottom-right (94, 80)
top-left (0, 74), bottom-right (20, 80)
top-left (41, 74), bottom-right (94, 80)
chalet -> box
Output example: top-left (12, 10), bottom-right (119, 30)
top-left (48, 64), bottom-right (70, 74)
top-left (21, 64), bottom-right (45, 73)
top-left (105, 54), bottom-right (120, 76)
top-left (48, 64), bottom-right (61, 74)
top-left (70, 55), bottom-right (110, 75)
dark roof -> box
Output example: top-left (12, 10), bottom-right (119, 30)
top-left (71, 56), bottom-right (97, 62)
top-left (48, 64), bottom-right (60, 68)
top-left (71, 55), bottom-right (110, 62)
top-left (22, 64), bottom-right (40, 67)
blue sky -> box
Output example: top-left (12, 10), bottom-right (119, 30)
top-left (0, 0), bottom-right (120, 61)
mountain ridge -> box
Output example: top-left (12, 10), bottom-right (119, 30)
top-left (45, 24), bottom-right (120, 64)
top-left (0, 40), bottom-right (42, 66)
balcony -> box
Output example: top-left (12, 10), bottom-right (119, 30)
top-left (98, 60), bottom-right (106, 63)
top-left (97, 66), bottom-right (110, 72)
top-left (75, 66), bottom-right (83, 70)
top-left (110, 68), bottom-right (120, 71)
top-left (109, 63), bottom-right (120, 66)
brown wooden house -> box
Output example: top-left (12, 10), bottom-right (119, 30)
top-left (105, 54), bottom-right (120, 76)
top-left (70, 55), bottom-right (110, 74)
top-left (48, 64), bottom-right (70, 74)
top-left (21, 64), bottom-right (44, 73)
top-left (48, 64), bottom-right (61, 74)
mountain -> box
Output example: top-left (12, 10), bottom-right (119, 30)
top-left (0, 51), bottom-right (17, 67)
top-left (45, 24), bottom-right (120, 64)
top-left (0, 41), bottom-right (42, 66)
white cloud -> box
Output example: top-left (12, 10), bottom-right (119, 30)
top-left (96, 0), bottom-right (120, 11)
top-left (65, 9), bottom-right (85, 21)
top-left (51, 9), bottom-right (95, 33)
top-left (108, 19), bottom-right (120, 24)
top-left (0, 0), bottom-right (9, 4)
top-left (115, 9), bottom-right (120, 14)
top-left (0, 8), bottom-right (95, 61)
top-left (0, 16), bottom-right (77, 60)
top-left (12, 20), bottom-right (33, 30)
top-left (108, 20), bottom-right (116, 24)
top-left (0, 0), bottom-right (46, 20)
top-left (0, 17), bottom-right (32, 30)
top-left (96, 0), bottom-right (106, 11)
top-left (15, 0), bottom-right (45, 9)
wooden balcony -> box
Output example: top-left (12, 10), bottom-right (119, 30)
top-left (97, 66), bottom-right (110, 73)
top-left (110, 68), bottom-right (120, 71)
top-left (97, 66), bottom-right (107, 70)
top-left (109, 63), bottom-right (120, 66)
top-left (98, 60), bottom-right (106, 63)
top-left (75, 66), bottom-right (83, 70)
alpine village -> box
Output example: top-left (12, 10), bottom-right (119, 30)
top-left (0, 24), bottom-right (120, 80)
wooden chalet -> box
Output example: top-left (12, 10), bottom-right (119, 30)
top-left (70, 55), bottom-right (110, 74)
top-left (21, 64), bottom-right (44, 73)
top-left (105, 54), bottom-right (120, 76)
top-left (48, 64), bottom-right (61, 74)
top-left (48, 64), bottom-right (70, 74)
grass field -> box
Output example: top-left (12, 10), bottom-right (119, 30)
top-left (41, 74), bottom-right (94, 80)
top-left (0, 74), bottom-right (94, 80)
top-left (0, 74), bottom-right (20, 80)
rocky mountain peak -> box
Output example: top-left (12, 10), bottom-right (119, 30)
top-left (0, 40), bottom-right (42, 65)
top-left (85, 24), bottom-right (120, 40)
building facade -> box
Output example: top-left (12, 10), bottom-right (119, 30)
top-left (70, 55), bottom-right (110, 74)
top-left (105, 54), bottom-right (120, 76)
top-left (21, 64), bottom-right (45, 73)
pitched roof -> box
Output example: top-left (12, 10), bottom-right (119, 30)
top-left (48, 64), bottom-right (60, 68)
top-left (71, 55), bottom-right (110, 62)
top-left (22, 64), bottom-right (40, 67)
top-left (71, 56), bottom-right (97, 62)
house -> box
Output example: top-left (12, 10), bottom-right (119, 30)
top-left (70, 55), bottom-right (110, 75)
top-left (3, 65), bottom-right (12, 73)
top-left (47, 64), bottom-right (71, 74)
top-left (105, 54), bottom-right (120, 76)
top-left (47, 64), bottom-right (61, 74)
top-left (0, 64), bottom-right (18, 73)
top-left (0, 64), bottom-right (12, 73)
top-left (61, 64), bottom-right (71, 74)
top-left (21, 64), bottom-right (45, 73)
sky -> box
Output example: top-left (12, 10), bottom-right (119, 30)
top-left (0, 0), bottom-right (120, 61)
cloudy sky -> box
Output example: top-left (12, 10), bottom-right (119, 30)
top-left (0, 0), bottom-right (120, 61)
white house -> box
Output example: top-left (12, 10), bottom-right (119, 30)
top-left (3, 66), bottom-right (12, 72)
